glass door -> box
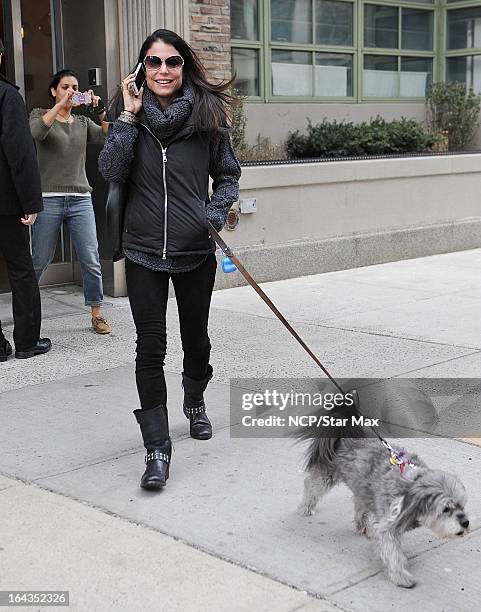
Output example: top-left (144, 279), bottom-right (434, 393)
top-left (0, 0), bottom-right (75, 292)
top-left (21, 0), bottom-right (55, 110)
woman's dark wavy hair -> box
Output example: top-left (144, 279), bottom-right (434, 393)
top-left (110, 29), bottom-right (236, 132)
top-left (48, 69), bottom-right (78, 99)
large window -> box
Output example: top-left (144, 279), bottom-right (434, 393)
top-left (271, 0), bottom-right (355, 97)
top-left (231, 0), bottom-right (262, 96)
top-left (230, 0), bottom-right (436, 101)
top-left (445, 2), bottom-right (481, 94)
top-left (231, 0), bottom-right (355, 99)
top-left (363, 3), bottom-right (434, 98)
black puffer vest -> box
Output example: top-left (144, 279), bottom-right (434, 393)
top-left (122, 112), bottom-right (214, 257)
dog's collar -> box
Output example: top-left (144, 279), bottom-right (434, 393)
top-left (389, 448), bottom-right (417, 475)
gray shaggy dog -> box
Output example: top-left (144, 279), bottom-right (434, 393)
top-left (297, 398), bottom-right (469, 588)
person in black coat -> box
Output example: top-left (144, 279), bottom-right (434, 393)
top-left (0, 39), bottom-right (51, 360)
top-left (99, 29), bottom-right (241, 490)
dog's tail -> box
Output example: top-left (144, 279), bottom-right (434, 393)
top-left (293, 388), bottom-right (366, 470)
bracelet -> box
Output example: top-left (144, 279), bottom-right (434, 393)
top-left (118, 110), bottom-right (139, 126)
top-left (88, 104), bottom-right (106, 117)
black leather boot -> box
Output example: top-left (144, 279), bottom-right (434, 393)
top-left (140, 450), bottom-right (170, 490)
top-left (134, 405), bottom-right (171, 490)
top-left (0, 337), bottom-right (12, 363)
top-left (182, 365), bottom-right (213, 440)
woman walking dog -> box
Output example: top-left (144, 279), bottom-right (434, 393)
top-left (99, 29), bottom-right (241, 490)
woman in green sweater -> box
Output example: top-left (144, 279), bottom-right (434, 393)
top-left (29, 69), bottom-right (111, 334)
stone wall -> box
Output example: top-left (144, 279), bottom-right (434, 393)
top-left (190, 0), bottom-right (231, 82)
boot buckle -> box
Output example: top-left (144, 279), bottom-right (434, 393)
top-left (145, 450), bottom-right (170, 464)
top-left (183, 402), bottom-right (206, 418)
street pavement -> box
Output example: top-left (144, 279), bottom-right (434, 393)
top-left (0, 248), bottom-right (480, 612)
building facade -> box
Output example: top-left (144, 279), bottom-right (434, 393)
top-left (0, 0), bottom-right (480, 292)
top-left (230, 0), bottom-right (481, 142)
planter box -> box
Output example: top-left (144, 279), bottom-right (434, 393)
top-left (214, 154), bottom-right (481, 289)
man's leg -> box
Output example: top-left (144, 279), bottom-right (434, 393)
top-left (0, 216), bottom-right (41, 351)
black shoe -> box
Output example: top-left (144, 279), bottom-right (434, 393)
top-left (134, 406), bottom-right (171, 490)
top-left (140, 450), bottom-right (170, 490)
top-left (183, 403), bottom-right (213, 440)
top-left (0, 339), bottom-right (12, 363)
top-left (15, 338), bottom-right (52, 359)
top-left (182, 367), bottom-right (213, 440)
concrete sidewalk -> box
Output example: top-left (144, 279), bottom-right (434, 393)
top-left (0, 249), bottom-right (480, 611)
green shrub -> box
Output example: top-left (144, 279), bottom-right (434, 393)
top-left (425, 81), bottom-right (481, 151)
top-left (286, 116), bottom-right (438, 159)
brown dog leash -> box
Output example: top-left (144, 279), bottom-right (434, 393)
top-left (208, 222), bottom-right (345, 395)
top-left (208, 223), bottom-right (402, 455)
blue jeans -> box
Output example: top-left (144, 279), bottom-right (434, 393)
top-left (32, 195), bottom-right (104, 306)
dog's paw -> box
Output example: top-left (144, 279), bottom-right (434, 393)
top-left (391, 571), bottom-right (416, 589)
top-left (297, 503), bottom-right (315, 517)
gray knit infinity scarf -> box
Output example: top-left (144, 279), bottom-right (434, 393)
top-left (142, 85), bottom-right (194, 141)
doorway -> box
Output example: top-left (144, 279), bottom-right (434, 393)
top-left (0, 0), bottom-right (74, 292)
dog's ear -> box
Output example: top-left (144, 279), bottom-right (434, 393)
top-left (383, 470), bottom-right (426, 529)
top-left (398, 491), bottom-right (423, 529)
top-left (398, 470), bottom-right (431, 528)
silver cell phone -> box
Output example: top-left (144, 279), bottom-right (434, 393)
top-left (131, 62), bottom-right (145, 96)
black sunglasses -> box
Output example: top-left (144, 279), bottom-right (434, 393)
top-left (143, 55), bottom-right (184, 71)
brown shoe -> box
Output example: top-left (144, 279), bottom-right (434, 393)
top-left (92, 315), bottom-right (112, 334)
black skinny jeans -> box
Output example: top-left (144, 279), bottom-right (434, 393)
top-left (125, 253), bottom-right (217, 411)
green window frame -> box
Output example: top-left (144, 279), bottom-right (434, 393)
top-left (361, 1), bottom-right (436, 101)
top-left (231, 0), bottom-right (357, 102)
top-left (231, 0), bottom-right (265, 100)
top-left (443, 0), bottom-right (481, 93)
top-left (230, 0), bottom-right (440, 103)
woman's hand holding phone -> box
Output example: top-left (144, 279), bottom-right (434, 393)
top-left (59, 89), bottom-right (75, 109)
top-left (122, 70), bottom-right (144, 115)
top-left (88, 90), bottom-right (101, 107)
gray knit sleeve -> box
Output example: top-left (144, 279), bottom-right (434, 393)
top-left (29, 108), bottom-right (51, 142)
top-left (98, 120), bottom-right (139, 183)
top-left (207, 132), bottom-right (241, 231)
